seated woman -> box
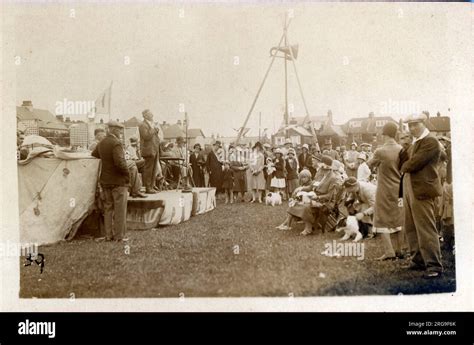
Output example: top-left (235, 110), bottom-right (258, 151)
top-left (276, 156), bottom-right (341, 236)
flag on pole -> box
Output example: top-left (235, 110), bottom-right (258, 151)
top-left (88, 82), bottom-right (112, 119)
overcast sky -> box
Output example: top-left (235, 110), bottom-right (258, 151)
top-left (11, 2), bottom-right (469, 136)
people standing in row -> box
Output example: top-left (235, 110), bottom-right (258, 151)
top-left (91, 121), bottom-right (129, 242)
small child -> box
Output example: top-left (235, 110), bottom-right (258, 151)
top-left (271, 149), bottom-right (287, 199)
top-left (222, 161), bottom-right (234, 204)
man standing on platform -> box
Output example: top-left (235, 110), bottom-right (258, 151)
top-left (400, 113), bottom-right (443, 278)
top-left (91, 121), bottom-right (130, 242)
top-left (139, 109), bottom-right (161, 194)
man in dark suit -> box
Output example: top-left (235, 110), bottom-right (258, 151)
top-left (400, 113), bottom-right (443, 278)
top-left (139, 109), bottom-right (161, 194)
top-left (298, 144), bottom-right (314, 176)
top-left (91, 121), bottom-right (130, 242)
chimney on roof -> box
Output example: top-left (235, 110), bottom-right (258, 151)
top-left (100, 119), bottom-right (104, 124)
top-left (177, 120), bottom-right (182, 126)
top-left (327, 110), bottom-right (333, 124)
top-left (162, 121), bottom-right (166, 125)
top-left (289, 117), bottom-right (297, 125)
top-left (22, 100), bottom-right (33, 112)
top-left (437, 111), bottom-right (441, 117)
top-left (368, 112), bottom-right (374, 118)
top-left (65, 117), bottom-right (71, 122)
top-left (422, 111), bottom-right (430, 119)
top-left (56, 115), bottom-right (64, 122)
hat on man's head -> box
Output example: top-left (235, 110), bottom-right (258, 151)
top-left (404, 113), bottom-right (427, 124)
top-left (360, 143), bottom-right (371, 148)
top-left (142, 109), bottom-right (152, 116)
top-left (214, 140), bottom-right (222, 147)
top-left (343, 176), bottom-right (359, 188)
top-left (107, 120), bottom-right (124, 128)
top-left (340, 145), bottom-right (346, 150)
top-left (321, 155), bottom-right (333, 169)
top-left (382, 122), bottom-right (398, 138)
top-left (274, 148), bottom-right (283, 154)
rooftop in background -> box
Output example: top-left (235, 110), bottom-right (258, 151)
top-left (17, 100), bottom-right (68, 130)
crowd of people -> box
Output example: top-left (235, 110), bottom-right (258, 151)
top-left (18, 108), bottom-right (454, 279)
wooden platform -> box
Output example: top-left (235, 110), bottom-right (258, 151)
top-left (126, 188), bottom-right (216, 230)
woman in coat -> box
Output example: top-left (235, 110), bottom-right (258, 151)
top-left (368, 122), bottom-right (405, 260)
top-left (248, 142), bottom-right (266, 203)
top-left (190, 143), bottom-right (206, 187)
top-left (229, 146), bottom-right (248, 202)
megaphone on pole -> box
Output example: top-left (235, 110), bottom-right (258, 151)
top-left (269, 44), bottom-right (299, 60)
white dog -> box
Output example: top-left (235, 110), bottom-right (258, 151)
top-left (336, 215), bottom-right (363, 242)
top-left (265, 192), bottom-right (283, 206)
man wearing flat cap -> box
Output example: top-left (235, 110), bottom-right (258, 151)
top-left (400, 113), bottom-right (443, 278)
top-left (139, 109), bottom-right (161, 194)
top-left (91, 121), bottom-right (130, 242)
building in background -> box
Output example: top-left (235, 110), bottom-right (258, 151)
top-left (317, 110), bottom-right (347, 148)
top-left (342, 112), bottom-right (397, 148)
top-left (17, 100), bottom-right (69, 146)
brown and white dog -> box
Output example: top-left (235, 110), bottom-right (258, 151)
top-left (335, 215), bottom-right (363, 242)
top-left (265, 192), bottom-right (283, 206)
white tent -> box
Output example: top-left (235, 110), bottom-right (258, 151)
top-left (18, 158), bottom-right (100, 245)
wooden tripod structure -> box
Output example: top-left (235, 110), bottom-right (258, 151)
top-left (235, 17), bottom-right (319, 150)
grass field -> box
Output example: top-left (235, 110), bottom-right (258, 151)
top-left (20, 201), bottom-right (456, 298)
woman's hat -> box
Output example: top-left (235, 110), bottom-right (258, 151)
top-left (357, 153), bottom-right (367, 161)
top-left (351, 142), bottom-right (358, 148)
top-left (253, 141), bottom-right (263, 150)
top-left (274, 148), bottom-right (282, 154)
top-left (288, 148), bottom-right (296, 155)
top-left (302, 144), bottom-right (309, 150)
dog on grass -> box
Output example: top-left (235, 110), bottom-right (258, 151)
top-left (265, 192), bottom-right (283, 206)
top-left (335, 215), bottom-right (363, 242)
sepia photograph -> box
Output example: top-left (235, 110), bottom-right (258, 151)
top-left (1, 1), bottom-right (471, 306)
